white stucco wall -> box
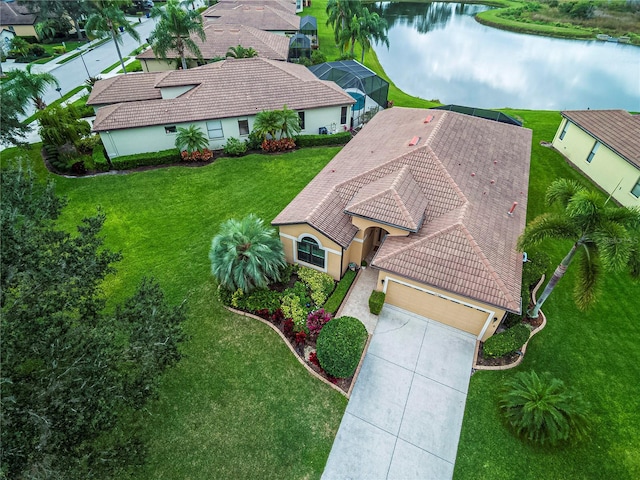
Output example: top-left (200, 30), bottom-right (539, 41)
top-left (98, 104), bottom-right (353, 158)
top-left (160, 85), bottom-right (196, 99)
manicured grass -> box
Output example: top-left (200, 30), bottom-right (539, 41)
top-left (453, 109), bottom-right (640, 480)
top-left (22, 85), bottom-right (89, 125)
top-left (2, 146), bottom-right (348, 479)
top-left (101, 58), bottom-right (129, 74)
top-left (117, 59), bottom-right (142, 73)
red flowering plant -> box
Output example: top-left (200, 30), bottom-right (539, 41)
top-left (295, 331), bottom-right (307, 346)
top-left (261, 138), bottom-right (296, 153)
top-left (306, 309), bottom-right (332, 337)
top-left (181, 149), bottom-right (213, 162)
top-left (283, 318), bottom-right (295, 338)
top-left (308, 351), bottom-right (320, 367)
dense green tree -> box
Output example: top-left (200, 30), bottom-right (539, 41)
top-left (209, 214), bottom-right (286, 293)
top-left (85, 0), bottom-right (141, 74)
top-left (354, 7), bottom-right (389, 63)
top-left (500, 371), bottom-right (590, 445)
top-left (326, 0), bottom-right (360, 53)
top-left (0, 85), bottom-right (30, 146)
top-left (5, 64), bottom-right (60, 110)
top-left (19, 0), bottom-right (94, 40)
top-left (225, 44), bottom-right (258, 58)
top-left (149, 0), bottom-right (206, 70)
top-left (9, 36), bottom-right (30, 57)
top-left (38, 104), bottom-right (91, 147)
top-left (279, 105), bottom-right (301, 139)
top-left (174, 124), bottom-right (209, 153)
top-left (518, 179), bottom-right (640, 318)
top-left (0, 165), bottom-right (186, 479)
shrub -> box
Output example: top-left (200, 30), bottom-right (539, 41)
top-left (245, 130), bottom-right (263, 150)
top-left (218, 285), bottom-right (234, 306)
top-left (28, 44), bottom-right (46, 57)
top-left (180, 149), bottom-right (213, 162)
top-left (500, 371), bottom-right (589, 445)
top-left (522, 250), bottom-right (551, 291)
top-left (261, 138), bottom-right (296, 152)
top-left (311, 50), bottom-right (326, 65)
top-left (75, 135), bottom-right (101, 155)
top-left (92, 145), bottom-right (110, 172)
top-left (110, 149), bottom-right (181, 169)
top-left (316, 316), bottom-right (367, 378)
top-left (279, 263), bottom-right (297, 285)
top-left (281, 292), bottom-right (308, 329)
top-left (231, 288), bottom-right (245, 308)
top-left (324, 270), bottom-right (357, 314)
top-left (483, 323), bottom-right (530, 358)
top-left (295, 331), bottom-right (307, 346)
top-left (236, 288), bottom-right (282, 313)
top-left (283, 318), bottom-right (295, 337)
top-left (306, 309), bottom-right (332, 336)
top-left (52, 45), bottom-right (66, 55)
top-left (368, 290), bottom-right (385, 315)
top-left (295, 131), bottom-right (352, 148)
top-left (297, 266), bottom-right (334, 306)
top-left (223, 137), bottom-right (247, 156)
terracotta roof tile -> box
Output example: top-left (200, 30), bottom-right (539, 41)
top-left (561, 110), bottom-right (640, 168)
top-left (273, 107), bottom-right (532, 312)
top-left (86, 72), bottom-right (166, 106)
top-left (203, 4), bottom-right (300, 31)
top-left (92, 58), bottom-right (354, 132)
top-left (136, 23), bottom-right (289, 62)
top-left (210, 0), bottom-right (297, 14)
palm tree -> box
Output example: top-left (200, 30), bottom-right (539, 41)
top-left (252, 110), bottom-right (282, 141)
top-left (326, 0), bottom-right (360, 53)
top-left (174, 125), bottom-right (209, 153)
top-left (225, 45), bottom-right (258, 59)
top-left (6, 64), bottom-right (60, 110)
top-left (279, 105), bottom-right (301, 139)
top-left (149, 0), bottom-right (206, 70)
top-left (355, 7), bottom-right (389, 63)
top-left (209, 214), bottom-right (286, 293)
top-left (500, 371), bottom-right (589, 445)
top-left (518, 179), bottom-right (640, 318)
top-left (85, 0), bottom-right (141, 75)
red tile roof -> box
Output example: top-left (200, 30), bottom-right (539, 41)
top-left (273, 108), bottom-right (532, 312)
top-left (91, 58), bottom-right (354, 132)
top-left (211, 0), bottom-right (298, 14)
top-left (136, 23), bottom-right (290, 62)
top-left (561, 110), bottom-right (640, 168)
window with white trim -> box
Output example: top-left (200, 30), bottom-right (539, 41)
top-left (207, 120), bottom-right (224, 139)
top-left (559, 120), bottom-right (570, 140)
top-left (586, 141), bottom-right (600, 163)
top-left (631, 178), bottom-right (640, 198)
top-left (340, 106), bottom-right (347, 125)
top-left (297, 237), bottom-right (325, 268)
top-left (238, 119), bottom-right (249, 136)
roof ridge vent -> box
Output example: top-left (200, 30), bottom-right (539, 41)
top-left (408, 136), bottom-right (420, 146)
top-left (423, 115), bottom-right (433, 124)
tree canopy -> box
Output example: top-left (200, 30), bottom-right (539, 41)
top-left (0, 164), bottom-right (186, 479)
top-left (5, 64), bottom-right (60, 110)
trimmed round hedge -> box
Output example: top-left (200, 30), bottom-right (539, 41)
top-left (316, 316), bottom-right (367, 378)
top-left (483, 323), bottom-right (531, 358)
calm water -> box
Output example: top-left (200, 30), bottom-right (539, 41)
top-left (372, 2), bottom-right (640, 110)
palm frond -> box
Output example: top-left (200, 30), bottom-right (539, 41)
top-left (603, 206), bottom-right (640, 230)
top-left (573, 245), bottom-right (601, 311)
top-left (517, 213), bottom-right (579, 250)
top-left (592, 221), bottom-right (633, 272)
top-left (545, 178), bottom-right (584, 208)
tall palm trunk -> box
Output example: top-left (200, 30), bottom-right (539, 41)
top-left (73, 17), bottom-right (83, 41)
top-left (528, 240), bottom-right (582, 318)
top-left (111, 27), bottom-right (128, 74)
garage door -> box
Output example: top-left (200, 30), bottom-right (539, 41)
top-left (385, 280), bottom-right (491, 338)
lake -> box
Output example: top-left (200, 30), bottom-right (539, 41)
top-left (371, 2), bottom-right (640, 111)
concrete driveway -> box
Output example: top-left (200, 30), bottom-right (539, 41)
top-left (322, 305), bottom-right (476, 480)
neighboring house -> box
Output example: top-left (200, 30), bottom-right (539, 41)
top-left (272, 107), bottom-right (532, 340)
top-left (137, 23), bottom-right (290, 71)
top-left (88, 57), bottom-right (355, 157)
top-left (0, 0), bottom-right (39, 40)
top-left (202, 4), bottom-right (301, 35)
top-left (552, 110), bottom-right (640, 208)
top-left (211, 0), bottom-right (301, 14)
top-left (0, 27), bottom-right (15, 51)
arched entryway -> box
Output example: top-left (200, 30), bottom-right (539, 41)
top-left (362, 226), bottom-right (388, 264)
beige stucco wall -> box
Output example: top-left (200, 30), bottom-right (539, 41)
top-left (160, 85), bottom-right (196, 99)
top-left (552, 118), bottom-right (640, 208)
top-left (1, 24), bottom-right (38, 39)
top-left (277, 224), bottom-right (344, 280)
top-left (141, 57), bottom-right (201, 72)
top-left (351, 217), bottom-right (410, 238)
top-left (99, 105), bottom-right (352, 157)
top-left (378, 271), bottom-right (506, 340)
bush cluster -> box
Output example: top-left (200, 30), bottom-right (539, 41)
top-left (306, 308), bottom-right (332, 336)
top-left (223, 137), bottom-right (247, 156)
top-left (297, 266), bottom-right (335, 306)
top-left (180, 149), bottom-right (213, 162)
top-left (368, 290), bottom-right (385, 315)
top-left (483, 323), bottom-right (531, 358)
top-left (295, 131), bottom-right (352, 148)
top-left (230, 287), bottom-right (282, 313)
top-left (324, 269), bottom-right (357, 314)
top-left (110, 149), bottom-right (181, 170)
top-left (316, 316), bottom-right (367, 378)
top-left (281, 292), bottom-right (308, 328)
top-left (261, 138), bottom-right (296, 152)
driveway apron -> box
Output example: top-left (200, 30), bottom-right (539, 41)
top-left (322, 305), bottom-right (476, 480)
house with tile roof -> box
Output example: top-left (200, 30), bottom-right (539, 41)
top-left (202, 4), bottom-right (301, 34)
top-left (88, 57), bottom-right (355, 158)
top-left (273, 107), bottom-right (532, 340)
top-left (137, 23), bottom-right (290, 72)
top-left (0, 0), bottom-right (39, 40)
top-left (552, 110), bottom-right (640, 208)
top-left (211, 0), bottom-right (301, 14)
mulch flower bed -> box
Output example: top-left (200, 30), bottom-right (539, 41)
top-left (249, 308), bottom-right (353, 394)
top-left (475, 315), bottom-right (544, 367)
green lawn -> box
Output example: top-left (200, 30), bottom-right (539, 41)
top-left (2, 146), bottom-right (348, 479)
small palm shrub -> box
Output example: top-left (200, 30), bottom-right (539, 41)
top-left (175, 124), bottom-right (209, 154)
top-left (500, 371), bottom-right (590, 446)
top-left (483, 323), bottom-right (530, 358)
top-left (316, 316), bottom-right (367, 378)
top-left (209, 214), bottom-right (286, 293)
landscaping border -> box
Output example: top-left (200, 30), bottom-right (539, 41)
top-left (224, 305), bottom-right (371, 398)
top-left (473, 274), bottom-right (547, 371)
